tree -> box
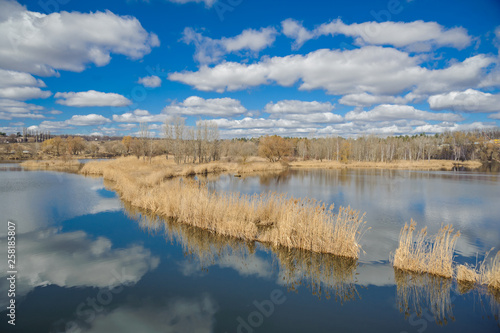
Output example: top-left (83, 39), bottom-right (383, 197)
top-left (258, 135), bottom-right (291, 162)
top-left (122, 136), bottom-right (132, 154)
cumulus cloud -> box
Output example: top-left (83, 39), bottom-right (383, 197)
top-left (428, 89), bottom-right (500, 112)
top-left (169, 47), bottom-right (493, 95)
top-left (163, 96), bottom-right (247, 117)
top-left (345, 104), bottom-right (464, 122)
top-left (0, 69), bottom-right (51, 100)
top-left (138, 75), bottom-right (161, 88)
top-left (339, 93), bottom-right (417, 107)
top-left (0, 1), bottom-right (159, 76)
top-left (66, 114), bottom-right (112, 126)
top-left (182, 27), bottom-right (277, 64)
top-left (264, 100), bottom-right (334, 114)
top-left (282, 19), bottom-right (471, 51)
top-left (55, 90), bottom-right (132, 107)
top-left (0, 98), bottom-right (44, 120)
top-left (413, 121), bottom-right (497, 134)
top-left (35, 114), bottom-right (111, 131)
top-left (281, 19), bottom-right (315, 50)
top-left (113, 109), bottom-right (167, 123)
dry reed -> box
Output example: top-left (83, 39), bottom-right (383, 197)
top-left (290, 159), bottom-right (482, 171)
top-left (456, 251), bottom-right (500, 291)
top-left (392, 220), bottom-right (460, 278)
top-left (82, 156), bottom-right (368, 258)
top-left (21, 159), bottom-right (82, 171)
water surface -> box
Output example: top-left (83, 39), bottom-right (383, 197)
top-left (0, 164), bottom-right (499, 332)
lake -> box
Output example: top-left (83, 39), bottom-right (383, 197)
top-left (0, 164), bottom-right (499, 332)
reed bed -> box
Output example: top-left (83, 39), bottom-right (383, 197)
top-left (290, 159), bottom-right (482, 170)
top-left (81, 157), bottom-right (368, 258)
top-left (21, 159), bottom-right (82, 171)
top-left (392, 220), bottom-right (460, 278)
top-left (394, 268), bottom-right (454, 325)
top-left (456, 251), bottom-right (500, 291)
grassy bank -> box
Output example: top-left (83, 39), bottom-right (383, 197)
top-left (290, 159), bottom-right (483, 170)
top-left (81, 156), bottom-right (368, 258)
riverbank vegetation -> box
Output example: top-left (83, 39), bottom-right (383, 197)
top-left (2, 124), bottom-right (498, 166)
top-left (81, 156), bottom-right (368, 258)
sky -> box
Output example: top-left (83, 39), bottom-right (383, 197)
top-left (0, 0), bottom-right (499, 138)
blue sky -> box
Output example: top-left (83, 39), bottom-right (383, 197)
top-left (0, 0), bottom-right (499, 138)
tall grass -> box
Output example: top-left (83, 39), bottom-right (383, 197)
top-left (456, 251), bottom-right (500, 291)
top-left (82, 156), bottom-right (368, 258)
top-left (392, 220), bottom-right (460, 278)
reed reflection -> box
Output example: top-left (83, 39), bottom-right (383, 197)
top-left (269, 246), bottom-right (359, 303)
top-left (124, 202), bottom-right (360, 303)
top-left (394, 269), bottom-right (454, 326)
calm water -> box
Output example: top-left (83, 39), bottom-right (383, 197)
top-left (0, 164), bottom-right (499, 332)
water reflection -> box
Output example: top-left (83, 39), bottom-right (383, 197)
top-left (394, 269), bottom-right (454, 325)
top-left (125, 202), bottom-right (360, 303)
top-left (53, 294), bottom-right (217, 333)
top-left (270, 246), bottom-right (358, 302)
top-left (212, 168), bottom-right (500, 263)
top-left (0, 228), bottom-right (160, 307)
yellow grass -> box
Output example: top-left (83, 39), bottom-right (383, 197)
top-left (290, 159), bottom-right (482, 170)
top-left (81, 156), bottom-right (368, 258)
top-left (392, 220), bottom-right (460, 278)
top-left (457, 251), bottom-right (500, 291)
top-left (21, 159), bottom-right (82, 171)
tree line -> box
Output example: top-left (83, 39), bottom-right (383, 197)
top-left (4, 124), bottom-right (499, 164)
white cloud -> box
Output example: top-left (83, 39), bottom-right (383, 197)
top-left (345, 104), bottom-right (464, 122)
top-left (163, 96), bottom-right (247, 117)
top-left (213, 117), bottom-right (319, 129)
top-left (55, 90), bottom-right (132, 107)
top-left (281, 19), bottom-right (315, 50)
top-left (182, 27), bottom-right (277, 64)
top-left (489, 112), bottom-right (500, 119)
top-left (283, 19), bottom-right (471, 51)
top-left (428, 89), bottom-right (500, 112)
top-left (113, 109), bottom-right (167, 123)
top-left (35, 114), bottom-right (111, 131)
top-left (0, 69), bottom-right (45, 88)
top-left (264, 100), bottom-right (334, 114)
top-left (169, 47), bottom-right (493, 95)
top-left (339, 93), bottom-right (416, 107)
top-left (0, 98), bottom-right (44, 120)
top-left (138, 75), bottom-right (161, 88)
top-left (66, 114), bottom-right (112, 126)
top-left (0, 69), bottom-right (51, 100)
top-left (413, 121), bottom-right (497, 134)
top-left (168, 0), bottom-right (217, 7)
top-left (262, 100), bottom-right (342, 123)
top-left (0, 87), bottom-right (51, 100)
top-left (0, 1), bottom-right (159, 76)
